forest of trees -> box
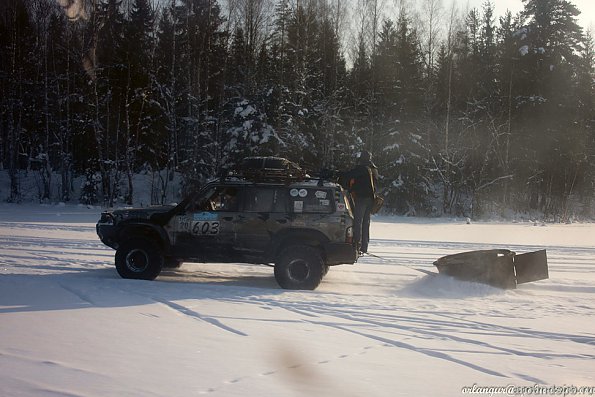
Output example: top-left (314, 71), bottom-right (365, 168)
top-left (0, 0), bottom-right (594, 219)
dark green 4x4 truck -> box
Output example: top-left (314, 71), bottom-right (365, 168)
top-left (96, 157), bottom-right (358, 290)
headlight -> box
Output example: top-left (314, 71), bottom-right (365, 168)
top-left (99, 213), bottom-right (114, 225)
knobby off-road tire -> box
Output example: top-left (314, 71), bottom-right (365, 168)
top-left (274, 245), bottom-right (324, 290)
top-left (115, 239), bottom-right (163, 280)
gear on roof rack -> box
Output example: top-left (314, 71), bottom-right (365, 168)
top-left (235, 157), bottom-right (307, 182)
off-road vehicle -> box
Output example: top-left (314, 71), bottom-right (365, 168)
top-left (96, 157), bottom-right (358, 290)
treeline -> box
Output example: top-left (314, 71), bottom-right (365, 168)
top-left (0, 0), bottom-right (593, 218)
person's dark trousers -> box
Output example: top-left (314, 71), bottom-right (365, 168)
top-left (353, 196), bottom-right (374, 252)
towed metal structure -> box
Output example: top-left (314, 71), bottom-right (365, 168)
top-left (434, 249), bottom-right (549, 289)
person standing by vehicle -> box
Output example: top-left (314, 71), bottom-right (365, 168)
top-left (344, 150), bottom-right (379, 254)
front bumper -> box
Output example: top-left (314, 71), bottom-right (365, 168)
top-left (96, 223), bottom-right (119, 249)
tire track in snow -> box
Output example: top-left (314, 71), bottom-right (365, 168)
top-left (371, 238), bottom-right (595, 256)
top-left (58, 283), bottom-right (96, 306)
top-left (434, 312), bottom-right (595, 348)
top-left (152, 298), bottom-right (248, 336)
top-left (228, 298), bottom-right (517, 380)
top-left (327, 310), bottom-right (595, 360)
top-left (0, 222), bottom-right (94, 234)
top-left (279, 301), bottom-right (595, 362)
top-left (271, 302), bottom-right (553, 381)
top-left (315, 321), bottom-right (510, 379)
top-left (274, 303), bottom-right (508, 377)
top-left (309, 305), bottom-right (595, 353)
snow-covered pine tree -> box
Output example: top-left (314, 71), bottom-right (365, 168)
top-left (370, 13), bottom-right (429, 215)
top-left (574, 31), bottom-right (595, 217)
top-left (1, 0), bottom-right (38, 202)
top-left (515, 0), bottom-right (585, 216)
top-left (121, 0), bottom-right (156, 204)
top-left (154, 0), bottom-right (181, 194)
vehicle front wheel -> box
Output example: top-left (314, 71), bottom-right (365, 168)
top-left (115, 239), bottom-right (163, 280)
top-left (274, 245), bottom-right (324, 290)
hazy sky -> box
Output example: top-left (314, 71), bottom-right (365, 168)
top-left (466, 0), bottom-right (594, 32)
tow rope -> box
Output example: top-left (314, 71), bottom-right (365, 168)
top-left (361, 251), bottom-right (437, 276)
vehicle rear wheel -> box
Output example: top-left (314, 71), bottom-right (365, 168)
top-left (115, 239), bottom-right (163, 280)
top-left (274, 245), bottom-right (324, 290)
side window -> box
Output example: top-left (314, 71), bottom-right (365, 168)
top-left (212, 187), bottom-right (240, 212)
top-left (243, 188), bottom-right (275, 213)
top-left (288, 188), bottom-right (333, 213)
top-left (188, 186), bottom-right (240, 212)
top-left (187, 188), bottom-right (215, 212)
top-left (271, 189), bottom-right (288, 212)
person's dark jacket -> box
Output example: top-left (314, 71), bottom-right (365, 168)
top-left (343, 160), bottom-right (378, 200)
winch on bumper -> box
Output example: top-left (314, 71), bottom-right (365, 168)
top-left (96, 212), bottom-right (119, 249)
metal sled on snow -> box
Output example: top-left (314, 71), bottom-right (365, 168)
top-left (433, 249), bottom-right (549, 289)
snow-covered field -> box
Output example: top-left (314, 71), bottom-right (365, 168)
top-left (1, 204), bottom-right (594, 397)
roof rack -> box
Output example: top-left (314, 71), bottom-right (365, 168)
top-left (233, 157), bottom-right (307, 183)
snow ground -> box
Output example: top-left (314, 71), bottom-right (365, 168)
top-left (1, 204), bottom-right (594, 397)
